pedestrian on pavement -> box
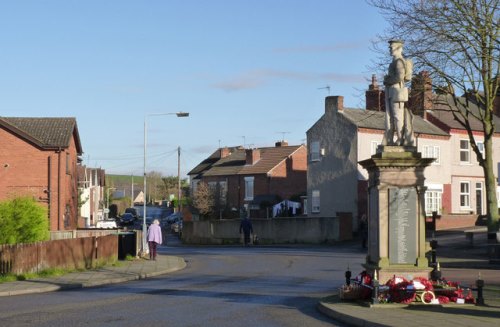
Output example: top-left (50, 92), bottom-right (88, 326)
top-left (147, 219), bottom-right (162, 260)
top-left (239, 216), bottom-right (253, 246)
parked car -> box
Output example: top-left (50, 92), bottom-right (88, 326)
top-left (125, 207), bottom-right (139, 218)
top-left (171, 219), bottom-right (183, 233)
top-left (166, 212), bottom-right (182, 224)
top-left (96, 220), bottom-right (118, 229)
top-left (145, 216), bottom-right (154, 227)
top-left (120, 213), bottom-right (136, 226)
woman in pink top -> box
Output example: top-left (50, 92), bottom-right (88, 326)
top-left (147, 219), bottom-right (162, 260)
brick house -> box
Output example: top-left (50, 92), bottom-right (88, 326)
top-left (0, 117), bottom-right (83, 231)
top-left (307, 72), bottom-right (500, 230)
top-left (306, 92), bottom-right (448, 230)
top-left (188, 142), bottom-right (307, 218)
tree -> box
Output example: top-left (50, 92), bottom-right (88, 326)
top-left (0, 197), bottom-right (49, 244)
top-left (369, 0), bottom-right (500, 235)
top-left (192, 182), bottom-right (215, 218)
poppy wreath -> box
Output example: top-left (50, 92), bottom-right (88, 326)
top-left (385, 276), bottom-right (416, 304)
top-left (354, 271), bottom-right (373, 299)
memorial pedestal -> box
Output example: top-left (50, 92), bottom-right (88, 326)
top-left (359, 146), bottom-right (434, 283)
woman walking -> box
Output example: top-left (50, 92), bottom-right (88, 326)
top-left (147, 219), bottom-right (162, 260)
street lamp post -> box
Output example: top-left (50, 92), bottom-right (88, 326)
top-left (142, 111), bottom-right (189, 256)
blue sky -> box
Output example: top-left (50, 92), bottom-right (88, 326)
top-left (0, 0), bottom-right (389, 178)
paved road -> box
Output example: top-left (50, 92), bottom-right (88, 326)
top-left (0, 235), bottom-right (364, 326)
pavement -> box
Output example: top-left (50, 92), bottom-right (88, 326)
top-left (0, 255), bottom-right (186, 297)
top-left (318, 228), bottom-right (500, 326)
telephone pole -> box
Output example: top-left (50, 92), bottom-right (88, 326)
top-left (177, 146), bottom-right (181, 213)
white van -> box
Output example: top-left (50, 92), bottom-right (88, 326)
top-left (96, 220), bottom-right (118, 229)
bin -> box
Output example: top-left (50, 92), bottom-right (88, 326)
top-left (118, 232), bottom-right (137, 260)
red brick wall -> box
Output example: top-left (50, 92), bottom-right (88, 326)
top-left (435, 214), bottom-right (478, 230)
top-left (442, 184), bottom-right (452, 214)
top-left (0, 127), bottom-right (80, 231)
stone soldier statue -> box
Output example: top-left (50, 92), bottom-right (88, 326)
top-left (382, 40), bottom-right (414, 146)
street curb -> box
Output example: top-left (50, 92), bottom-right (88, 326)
top-left (317, 301), bottom-right (387, 327)
top-left (0, 256), bottom-right (187, 297)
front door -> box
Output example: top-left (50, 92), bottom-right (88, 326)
top-left (475, 182), bottom-right (483, 215)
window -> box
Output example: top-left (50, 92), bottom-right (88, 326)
top-left (219, 181), bottom-right (227, 205)
top-left (423, 145), bottom-right (440, 164)
top-left (425, 184), bottom-right (443, 216)
top-left (371, 141), bottom-right (381, 155)
top-left (310, 141), bottom-right (320, 161)
top-left (460, 140), bottom-right (470, 163)
top-left (312, 190), bottom-right (320, 213)
top-left (244, 177), bottom-right (254, 200)
top-left (460, 182), bottom-right (470, 208)
top-left (477, 141), bottom-right (484, 157)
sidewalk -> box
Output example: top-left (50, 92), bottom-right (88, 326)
top-left (318, 229), bottom-right (500, 326)
top-left (0, 255), bottom-right (186, 297)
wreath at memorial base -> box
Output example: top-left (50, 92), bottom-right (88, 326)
top-left (342, 271), bottom-right (475, 304)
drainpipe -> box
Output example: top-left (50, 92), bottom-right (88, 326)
top-left (57, 148), bottom-right (62, 230)
top-left (47, 156), bottom-right (52, 225)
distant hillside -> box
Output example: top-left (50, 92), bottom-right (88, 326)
top-left (106, 174), bottom-right (139, 186)
top-left (106, 175), bottom-right (141, 193)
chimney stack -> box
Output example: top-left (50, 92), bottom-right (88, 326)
top-left (365, 74), bottom-right (385, 111)
top-left (325, 96), bottom-right (344, 115)
top-left (275, 140), bottom-right (288, 147)
top-left (409, 71), bottom-right (433, 117)
top-left (219, 147), bottom-right (230, 158)
top-left (246, 148), bottom-right (261, 165)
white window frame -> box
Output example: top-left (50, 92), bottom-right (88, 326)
top-left (244, 176), bottom-right (254, 201)
top-left (310, 141), bottom-right (320, 162)
top-left (476, 141), bottom-right (485, 157)
top-left (422, 145), bottom-right (440, 165)
top-left (371, 141), bottom-right (381, 156)
top-left (460, 181), bottom-right (471, 209)
top-left (460, 139), bottom-right (470, 164)
top-left (311, 190), bottom-right (320, 213)
top-left (424, 184), bottom-right (443, 216)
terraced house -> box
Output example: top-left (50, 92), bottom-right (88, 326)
top-left (0, 117), bottom-right (83, 231)
top-left (189, 141), bottom-right (307, 218)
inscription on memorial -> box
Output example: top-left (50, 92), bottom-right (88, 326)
top-left (389, 188), bottom-right (417, 264)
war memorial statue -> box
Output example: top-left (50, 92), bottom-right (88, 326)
top-left (382, 39), bottom-right (414, 147)
top-left (360, 40), bottom-right (434, 283)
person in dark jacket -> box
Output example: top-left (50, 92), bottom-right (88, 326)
top-left (239, 217), bottom-right (253, 246)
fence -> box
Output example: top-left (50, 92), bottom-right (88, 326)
top-left (0, 234), bottom-right (118, 275)
top-left (50, 229), bottom-right (119, 240)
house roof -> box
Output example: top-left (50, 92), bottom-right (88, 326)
top-left (426, 94), bottom-right (500, 132)
top-left (340, 108), bottom-right (449, 136)
top-left (188, 146), bottom-right (243, 177)
top-left (0, 117), bottom-right (83, 154)
top-left (190, 145), bottom-right (305, 178)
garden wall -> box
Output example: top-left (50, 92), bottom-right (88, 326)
top-left (182, 216), bottom-right (351, 245)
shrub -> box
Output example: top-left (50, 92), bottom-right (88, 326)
top-left (0, 197), bottom-right (49, 244)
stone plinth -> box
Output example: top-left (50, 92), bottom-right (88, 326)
top-left (359, 146), bottom-right (434, 284)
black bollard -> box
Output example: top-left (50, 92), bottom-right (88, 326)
top-left (430, 262), bottom-right (442, 282)
top-left (371, 272), bottom-right (380, 304)
top-left (430, 239), bottom-right (438, 267)
top-left (476, 276), bottom-right (485, 306)
top-left (345, 268), bottom-right (352, 286)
